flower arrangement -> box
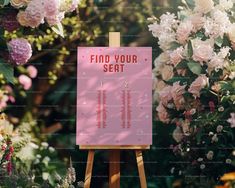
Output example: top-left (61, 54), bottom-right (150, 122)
top-left (149, 0), bottom-right (235, 179)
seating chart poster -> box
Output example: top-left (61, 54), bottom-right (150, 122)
top-left (76, 47), bottom-right (152, 145)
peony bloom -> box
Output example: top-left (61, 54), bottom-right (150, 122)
top-left (159, 86), bottom-right (172, 106)
top-left (176, 20), bottom-right (193, 44)
top-left (161, 65), bottom-right (174, 81)
top-left (171, 82), bottom-right (186, 110)
top-left (192, 39), bottom-right (214, 64)
top-left (169, 47), bottom-right (184, 66)
top-left (18, 75), bottom-right (32, 90)
top-left (188, 75), bottom-right (209, 98)
top-left (156, 102), bottom-right (170, 123)
top-left (27, 65), bottom-right (38, 78)
top-left (8, 38), bottom-right (32, 65)
top-left (194, 0), bottom-right (214, 14)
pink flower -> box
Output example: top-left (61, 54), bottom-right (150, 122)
top-left (8, 38), bottom-right (32, 65)
top-left (44, 0), bottom-right (59, 17)
top-left (188, 75), bottom-right (209, 98)
top-left (227, 113), bottom-right (235, 128)
top-left (27, 65), bottom-right (38, 78)
top-left (170, 47), bottom-right (184, 66)
top-left (171, 82), bottom-right (186, 110)
top-left (18, 75), bottom-right (32, 90)
top-left (176, 20), bottom-right (193, 44)
top-left (17, 0), bottom-right (44, 28)
top-left (192, 39), bottom-right (214, 63)
top-left (159, 86), bottom-right (172, 106)
top-left (156, 102), bottom-right (170, 123)
top-left (189, 13), bottom-right (205, 31)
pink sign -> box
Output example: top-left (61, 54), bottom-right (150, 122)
top-left (76, 47), bottom-right (152, 145)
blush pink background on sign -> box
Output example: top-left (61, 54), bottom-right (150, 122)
top-left (76, 47), bottom-right (152, 145)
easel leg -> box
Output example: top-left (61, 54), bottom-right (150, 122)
top-left (135, 150), bottom-right (147, 188)
top-left (84, 150), bottom-right (95, 188)
top-left (109, 150), bottom-right (120, 188)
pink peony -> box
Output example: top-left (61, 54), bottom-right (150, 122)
top-left (176, 20), bottom-right (193, 44)
top-left (27, 65), bottom-right (38, 78)
top-left (188, 75), bottom-right (209, 98)
top-left (170, 47), bottom-right (184, 66)
top-left (18, 75), bottom-right (32, 90)
top-left (171, 82), bottom-right (186, 110)
top-left (156, 102), bottom-right (170, 123)
top-left (8, 38), bottom-right (32, 65)
top-left (192, 39), bottom-right (214, 63)
top-left (159, 86), bottom-right (172, 106)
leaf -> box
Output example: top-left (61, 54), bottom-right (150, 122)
top-left (169, 41), bottom-right (181, 50)
top-left (51, 22), bottom-right (64, 38)
top-left (0, 59), bottom-right (14, 84)
top-left (0, 0), bottom-right (10, 6)
top-left (187, 61), bottom-right (202, 75)
top-left (166, 76), bottom-right (190, 85)
top-left (215, 36), bottom-right (223, 47)
top-left (187, 40), bottom-right (193, 57)
top-left (175, 59), bottom-right (188, 69)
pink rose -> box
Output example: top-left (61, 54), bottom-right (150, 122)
top-left (170, 47), bottom-right (184, 66)
top-left (192, 39), bottom-right (214, 63)
top-left (18, 75), bottom-right (32, 90)
top-left (171, 82), bottom-right (186, 110)
top-left (176, 20), bottom-right (193, 44)
top-left (156, 102), bottom-right (170, 123)
top-left (188, 75), bottom-right (209, 97)
top-left (27, 65), bottom-right (38, 78)
top-left (159, 86), bottom-right (172, 106)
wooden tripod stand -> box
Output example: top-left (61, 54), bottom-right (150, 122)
top-left (80, 32), bottom-right (150, 188)
top-left (81, 145), bottom-right (149, 188)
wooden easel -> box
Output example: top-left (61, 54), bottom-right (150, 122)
top-left (80, 32), bottom-right (149, 188)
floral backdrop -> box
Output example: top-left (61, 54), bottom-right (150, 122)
top-left (0, 0), bottom-right (234, 188)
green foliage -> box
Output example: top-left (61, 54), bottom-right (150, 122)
top-left (0, 59), bottom-right (14, 84)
